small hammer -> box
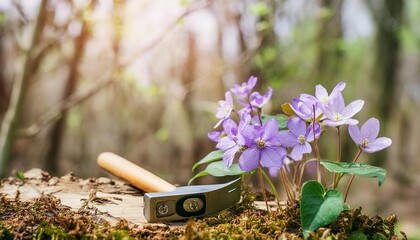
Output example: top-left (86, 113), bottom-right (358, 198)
top-left (97, 152), bottom-right (241, 222)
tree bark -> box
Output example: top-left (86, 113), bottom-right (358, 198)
top-left (0, 0), bottom-right (48, 177)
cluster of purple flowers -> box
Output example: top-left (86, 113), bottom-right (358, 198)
top-left (210, 77), bottom-right (392, 173)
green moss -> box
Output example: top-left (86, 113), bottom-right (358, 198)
top-left (0, 188), bottom-right (406, 239)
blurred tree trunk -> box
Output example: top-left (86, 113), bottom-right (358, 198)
top-left (0, 0), bottom-right (47, 177)
top-left (45, 10), bottom-right (91, 173)
top-left (0, 34), bottom-right (9, 117)
top-left (367, 0), bottom-right (404, 121)
top-left (365, 0), bottom-right (404, 170)
top-left (314, 0), bottom-right (344, 85)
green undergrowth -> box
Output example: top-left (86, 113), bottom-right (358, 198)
top-left (0, 187), bottom-right (406, 240)
top-left (182, 186), bottom-right (405, 239)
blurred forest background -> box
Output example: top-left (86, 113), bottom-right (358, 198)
top-left (0, 0), bottom-right (419, 236)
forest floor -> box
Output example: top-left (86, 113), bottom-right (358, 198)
top-left (0, 169), bottom-right (408, 239)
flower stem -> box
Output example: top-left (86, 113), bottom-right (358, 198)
top-left (352, 149), bottom-right (363, 163)
top-left (258, 165), bottom-right (269, 211)
top-left (344, 175), bottom-right (355, 203)
top-left (281, 167), bottom-right (295, 200)
top-left (343, 149), bottom-right (363, 202)
top-left (333, 126), bottom-right (341, 188)
top-left (260, 168), bottom-right (281, 209)
top-left (280, 168), bottom-right (292, 200)
top-left (257, 107), bottom-right (263, 126)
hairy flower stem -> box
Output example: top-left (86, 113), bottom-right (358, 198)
top-left (281, 168), bottom-right (294, 200)
top-left (258, 166), bottom-right (269, 211)
top-left (344, 175), bottom-right (355, 203)
top-left (333, 126), bottom-right (341, 188)
top-left (343, 149), bottom-right (363, 202)
top-left (260, 169), bottom-right (281, 208)
top-left (352, 149), bottom-right (363, 163)
top-left (312, 105), bottom-right (328, 186)
top-left (280, 168), bottom-right (292, 200)
top-left (257, 108), bottom-right (263, 126)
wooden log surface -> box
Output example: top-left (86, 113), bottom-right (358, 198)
top-left (0, 169), bottom-right (274, 227)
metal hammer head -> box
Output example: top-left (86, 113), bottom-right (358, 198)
top-left (143, 178), bottom-right (241, 222)
top-left (97, 152), bottom-right (242, 222)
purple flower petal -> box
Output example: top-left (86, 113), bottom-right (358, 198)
top-left (361, 118), bottom-right (380, 141)
top-left (348, 125), bottom-right (362, 144)
top-left (208, 131), bottom-right (221, 142)
top-left (215, 92), bottom-right (234, 118)
top-left (287, 117), bottom-right (306, 136)
top-left (269, 167), bottom-right (280, 177)
top-left (238, 147), bottom-right (260, 171)
top-left (300, 94), bottom-right (317, 103)
top-left (315, 84), bottom-right (329, 101)
top-left (331, 82), bottom-right (346, 96)
top-left (260, 147), bottom-right (286, 168)
top-left (363, 137), bottom-right (392, 153)
top-left (290, 142), bottom-right (311, 160)
top-left (305, 122), bottom-right (321, 142)
top-left (222, 118), bottom-right (237, 134)
top-left (341, 119), bottom-right (359, 126)
top-left (278, 131), bottom-right (298, 147)
top-left (216, 136), bottom-right (236, 151)
top-left (321, 119), bottom-right (341, 127)
top-left (223, 147), bottom-right (238, 167)
top-left (250, 87), bottom-right (273, 108)
top-left (342, 99), bottom-right (364, 119)
top-left (326, 92), bottom-right (345, 112)
top-left (262, 119), bottom-right (279, 142)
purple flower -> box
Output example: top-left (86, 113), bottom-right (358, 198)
top-left (313, 82), bottom-right (346, 104)
top-left (231, 76), bottom-right (258, 98)
top-left (289, 97), bottom-right (322, 121)
top-left (238, 119), bottom-right (287, 172)
top-left (216, 119), bottom-right (245, 167)
top-left (321, 93), bottom-right (364, 127)
top-left (278, 117), bottom-right (321, 160)
top-left (348, 118), bottom-right (392, 153)
top-left (214, 91), bottom-right (234, 128)
top-left (250, 87), bottom-right (273, 109)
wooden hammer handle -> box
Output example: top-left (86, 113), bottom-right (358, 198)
top-left (97, 152), bottom-right (176, 192)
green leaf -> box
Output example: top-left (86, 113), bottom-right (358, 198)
top-left (320, 160), bottom-right (387, 186)
top-left (16, 171), bottom-right (25, 180)
top-left (192, 150), bottom-right (224, 172)
top-left (189, 161), bottom-right (246, 185)
top-left (300, 181), bottom-right (343, 237)
top-left (348, 231), bottom-right (367, 240)
top-left (260, 114), bottom-right (288, 130)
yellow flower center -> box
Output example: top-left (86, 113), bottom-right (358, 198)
top-left (224, 105), bottom-right (232, 114)
top-left (333, 112), bottom-right (342, 121)
top-left (257, 140), bottom-right (266, 149)
top-left (322, 97), bottom-right (329, 102)
top-left (239, 86), bottom-right (245, 93)
top-left (361, 138), bottom-right (369, 148)
top-left (298, 135), bottom-right (306, 144)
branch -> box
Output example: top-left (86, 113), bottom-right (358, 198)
top-left (21, 0), bottom-right (211, 137)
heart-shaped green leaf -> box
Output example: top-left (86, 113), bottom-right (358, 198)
top-left (188, 161), bottom-right (246, 185)
top-left (320, 160), bottom-right (387, 186)
top-left (300, 181), bottom-right (344, 237)
top-left (192, 150), bottom-right (224, 172)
